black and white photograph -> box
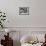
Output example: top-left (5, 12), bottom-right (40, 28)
top-left (19, 7), bottom-right (29, 15)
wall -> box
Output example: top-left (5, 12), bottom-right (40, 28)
top-left (0, 0), bottom-right (31, 27)
top-left (32, 0), bottom-right (46, 27)
top-left (0, 0), bottom-right (46, 27)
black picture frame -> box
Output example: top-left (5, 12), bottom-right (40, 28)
top-left (19, 7), bottom-right (29, 15)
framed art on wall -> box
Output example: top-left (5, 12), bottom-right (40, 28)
top-left (19, 7), bottom-right (29, 15)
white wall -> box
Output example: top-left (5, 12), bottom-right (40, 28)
top-left (0, 0), bottom-right (46, 27)
top-left (0, 0), bottom-right (46, 33)
top-left (32, 0), bottom-right (46, 27)
top-left (0, 0), bottom-right (31, 27)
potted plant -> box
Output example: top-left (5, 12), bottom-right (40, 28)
top-left (0, 10), bottom-right (6, 29)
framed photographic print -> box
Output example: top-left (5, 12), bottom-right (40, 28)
top-left (19, 7), bottom-right (29, 15)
